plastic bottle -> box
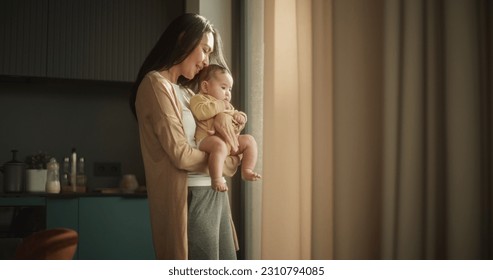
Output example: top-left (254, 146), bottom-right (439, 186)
top-left (77, 157), bottom-right (87, 191)
top-left (70, 148), bottom-right (77, 191)
top-left (45, 158), bottom-right (61, 193)
top-left (61, 157), bottom-right (70, 189)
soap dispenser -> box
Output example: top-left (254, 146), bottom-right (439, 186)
top-left (46, 158), bottom-right (61, 194)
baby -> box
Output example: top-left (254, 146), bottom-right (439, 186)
top-left (190, 64), bottom-right (261, 191)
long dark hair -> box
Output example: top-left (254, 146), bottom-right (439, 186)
top-left (129, 13), bottom-right (229, 119)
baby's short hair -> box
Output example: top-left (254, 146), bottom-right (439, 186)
top-left (198, 64), bottom-right (231, 84)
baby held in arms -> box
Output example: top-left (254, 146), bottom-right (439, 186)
top-left (190, 64), bottom-right (261, 191)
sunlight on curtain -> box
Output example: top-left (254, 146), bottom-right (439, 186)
top-left (262, 0), bottom-right (313, 259)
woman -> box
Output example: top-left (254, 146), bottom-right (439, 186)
top-left (129, 13), bottom-right (242, 260)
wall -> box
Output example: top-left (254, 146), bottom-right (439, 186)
top-left (0, 78), bottom-right (143, 191)
top-left (186, 0), bottom-right (233, 66)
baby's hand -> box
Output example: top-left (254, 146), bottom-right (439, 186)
top-left (233, 112), bottom-right (246, 124)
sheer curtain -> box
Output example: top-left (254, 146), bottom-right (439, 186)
top-left (262, 0), bottom-right (315, 260)
top-left (256, 0), bottom-right (491, 259)
top-left (260, 0), bottom-right (332, 259)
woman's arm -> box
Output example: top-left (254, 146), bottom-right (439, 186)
top-left (155, 111), bottom-right (239, 176)
top-left (143, 75), bottom-right (240, 175)
top-left (137, 75), bottom-right (205, 172)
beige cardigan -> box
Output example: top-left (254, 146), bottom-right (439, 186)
top-left (135, 71), bottom-right (240, 260)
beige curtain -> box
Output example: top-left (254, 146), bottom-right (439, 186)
top-left (381, 0), bottom-right (492, 259)
top-left (331, 0), bottom-right (385, 259)
top-left (260, 0), bottom-right (491, 260)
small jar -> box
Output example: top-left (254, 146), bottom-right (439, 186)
top-left (45, 158), bottom-right (61, 194)
top-left (120, 174), bottom-right (138, 193)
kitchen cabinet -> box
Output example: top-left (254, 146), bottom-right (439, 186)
top-left (0, 0), bottom-right (49, 78)
top-left (77, 197), bottom-right (154, 260)
top-left (46, 198), bottom-right (79, 232)
top-left (45, 198), bottom-right (79, 257)
top-left (1, 194), bottom-right (155, 260)
top-left (0, 0), bottom-right (183, 82)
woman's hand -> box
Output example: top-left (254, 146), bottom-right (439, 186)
top-left (214, 112), bottom-right (239, 153)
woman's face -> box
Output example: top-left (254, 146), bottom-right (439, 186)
top-left (180, 32), bottom-right (214, 80)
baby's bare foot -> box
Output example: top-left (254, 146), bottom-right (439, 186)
top-left (212, 178), bottom-right (228, 192)
top-left (242, 169), bottom-right (262, 181)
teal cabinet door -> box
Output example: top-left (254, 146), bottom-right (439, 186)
top-left (46, 198), bottom-right (79, 259)
top-left (78, 197), bottom-right (155, 260)
top-left (46, 198), bottom-right (79, 231)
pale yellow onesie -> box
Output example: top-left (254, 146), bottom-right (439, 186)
top-left (190, 93), bottom-right (247, 149)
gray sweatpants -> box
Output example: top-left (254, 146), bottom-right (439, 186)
top-left (187, 187), bottom-right (237, 260)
